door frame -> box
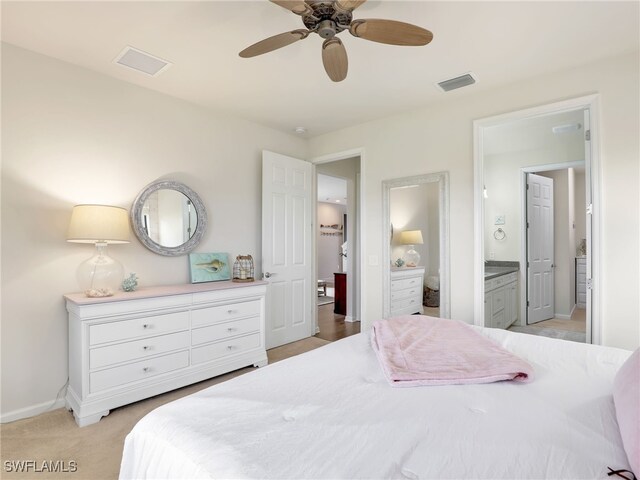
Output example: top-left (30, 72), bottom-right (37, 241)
top-left (473, 94), bottom-right (601, 344)
top-left (311, 148), bottom-right (366, 333)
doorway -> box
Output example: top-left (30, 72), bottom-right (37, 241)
top-left (314, 156), bottom-right (362, 341)
top-left (474, 95), bottom-right (600, 344)
top-left (511, 163), bottom-right (588, 342)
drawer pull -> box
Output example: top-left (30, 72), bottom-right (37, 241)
top-left (227, 309), bottom-right (237, 314)
top-left (227, 345), bottom-right (234, 351)
top-left (227, 327), bottom-right (236, 333)
top-left (143, 345), bottom-right (150, 350)
top-left (143, 367), bottom-right (150, 373)
top-left (142, 324), bottom-right (150, 329)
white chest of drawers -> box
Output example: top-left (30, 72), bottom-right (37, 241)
top-left (64, 281), bottom-right (267, 427)
top-left (390, 267), bottom-right (425, 317)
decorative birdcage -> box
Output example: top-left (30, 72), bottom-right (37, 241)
top-left (232, 254), bottom-right (255, 283)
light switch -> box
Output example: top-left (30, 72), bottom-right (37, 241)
top-left (495, 215), bottom-right (505, 225)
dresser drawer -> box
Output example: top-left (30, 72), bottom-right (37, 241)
top-left (90, 331), bottom-right (190, 369)
top-left (90, 350), bottom-right (189, 393)
top-left (192, 301), bottom-right (261, 328)
top-left (391, 276), bottom-right (422, 292)
top-left (390, 286), bottom-right (421, 302)
top-left (192, 316), bottom-right (260, 346)
top-left (192, 333), bottom-right (261, 365)
top-left (391, 296), bottom-right (421, 313)
top-left (89, 311), bottom-right (189, 346)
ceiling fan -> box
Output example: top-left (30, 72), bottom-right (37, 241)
top-left (239, 0), bottom-right (433, 82)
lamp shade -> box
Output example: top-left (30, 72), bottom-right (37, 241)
top-left (398, 230), bottom-right (424, 245)
top-left (67, 205), bottom-right (130, 244)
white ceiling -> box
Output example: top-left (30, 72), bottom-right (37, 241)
top-left (2, 1), bottom-right (638, 137)
top-left (318, 174), bottom-right (347, 204)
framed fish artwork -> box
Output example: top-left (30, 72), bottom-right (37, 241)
top-left (189, 252), bottom-right (231, 283)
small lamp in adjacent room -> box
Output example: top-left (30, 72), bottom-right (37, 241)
top-left (67, 205), bottom-right (130, 297)
top-left (399, 229), bottom-right (424, 267)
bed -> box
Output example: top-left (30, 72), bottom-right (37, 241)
top-left (120, 325), bottom-right (634, 479)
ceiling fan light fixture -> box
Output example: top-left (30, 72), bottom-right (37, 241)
top-left (294, 126), bottom-right (307, 134)
top-left (437, 73), bottom-right (477, 92)
top-left (240, 0), bottom-right (433, 82)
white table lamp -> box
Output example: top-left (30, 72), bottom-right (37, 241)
top-left (67, 205), bottom-right (130, 297)
top-left (399, 229), bottom-right (423, 267)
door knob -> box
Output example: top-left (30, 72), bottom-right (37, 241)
top-left (263, 272), bottom-right (275, 279)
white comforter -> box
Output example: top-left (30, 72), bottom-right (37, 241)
top-left (120, 328), bottom-right (632, 479)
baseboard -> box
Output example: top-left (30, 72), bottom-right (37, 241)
top-left (554, 313), bottom-right (572, 320)
top-left (0, 398), bottom-right (67, 424)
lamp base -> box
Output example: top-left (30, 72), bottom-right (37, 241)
top-left (77, 242), bottom-right (124, 297)
top-left (403, 246), bottom-right (421, 268)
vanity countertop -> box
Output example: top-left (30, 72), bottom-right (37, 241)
top-left (484, 261), bottom-right (519, 280)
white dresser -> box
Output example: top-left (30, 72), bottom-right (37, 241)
top-left (576, 256), bottom-right (587, 308)
top-left (390, 267), bottom-right (425, 317)
top-left (484, 272), bottom-right (518, 329)
top-left (64, 281), bottom-right (267, 427)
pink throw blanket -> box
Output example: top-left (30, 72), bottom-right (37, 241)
top-left (371, 315), bottom-right (534, 387)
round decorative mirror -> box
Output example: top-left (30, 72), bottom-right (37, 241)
top-left (131, 180), bottom-right (207, 256)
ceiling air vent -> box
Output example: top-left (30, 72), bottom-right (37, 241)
top-left (437, 73), bottom-right (477, 92)
top-left (113, 46), bottom-right (172, 77)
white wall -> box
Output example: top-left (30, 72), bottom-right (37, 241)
top-left (426, 183), bottom-right (440, 278)
top-left (308, 51), bottom-right (640, 351)
top-left (0, 44), bottom-right (307, 420)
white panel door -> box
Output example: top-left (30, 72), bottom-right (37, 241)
top-left (262, 151), bottom-right (313, 349)
top-left (527, 173), bottom-right (554, 324)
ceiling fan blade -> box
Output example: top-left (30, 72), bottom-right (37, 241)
top-left (322, 38), bottom-right (348, 82)
top-left (335, 0), bottom-right (367, 12)
top-left (239, 30), bottom-right (310, 58)
top-left (269, 0), bottom-right (311, 15)
top-left (350, 19), bottom-right (433, 46)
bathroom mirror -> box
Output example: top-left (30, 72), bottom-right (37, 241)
top-left (382, 172), bottom-right (450, 319)
top-left (131, 180), bottom-right (207, 256)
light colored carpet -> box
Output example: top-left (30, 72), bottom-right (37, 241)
top-left (317, 295), bottom-right (335, 306)
top-left (0, 336), bottom-right (330, 479)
